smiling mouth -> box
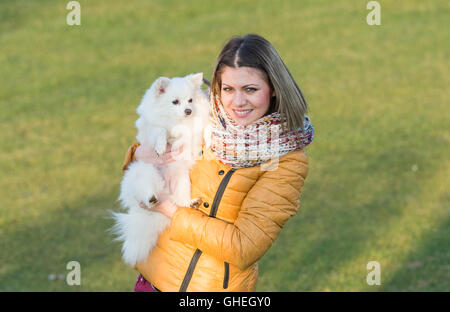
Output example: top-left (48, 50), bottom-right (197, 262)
top-left (233, 109), bottom-right (253, 117)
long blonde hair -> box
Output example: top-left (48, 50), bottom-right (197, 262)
top-left (211, 34), bottom-right (308, 131)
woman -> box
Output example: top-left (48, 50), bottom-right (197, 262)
top-left (122, 34), bottom-right (314, 292)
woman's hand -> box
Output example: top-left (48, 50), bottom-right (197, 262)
top-left (135, 143), bottom-right (183, 165)
top-left (154, 199), bottom-right (178, 219)
top-left (140, 198), bottom-right (178, 219)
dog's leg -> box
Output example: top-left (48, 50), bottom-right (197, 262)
top-left (167, 167), bottom-right (191, 207)
top-left (155, 136), bottom-right (167, 157)
top-left (147, 127), bottom-right (167, 156)
top-left (119, 161), bottom-right (165, 210)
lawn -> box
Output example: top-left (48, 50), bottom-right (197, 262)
top-left (0, 0), bottom-right (448, 291)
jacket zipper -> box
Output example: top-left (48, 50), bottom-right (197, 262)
top-left (210, 169), bottom-right (236, 218)
top-left (179, 249), bottom-right (202, 292)
top-left (179, 168), bottom-right (236, 292)
top-left (213, 169), bottom-right (235, 290)
top-left (223, 262), bottom-right (230, 289)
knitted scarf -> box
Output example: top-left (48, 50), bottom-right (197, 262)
top-left (210, 99), bottom-right (314, 169)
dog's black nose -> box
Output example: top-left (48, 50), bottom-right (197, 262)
top-left (185, 108), bottom-right (192, 115)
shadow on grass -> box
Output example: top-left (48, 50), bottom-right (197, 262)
top-left (257, 137), bottom-right (448, 291)
top-left (380, 214), bottom-right (450, 291)
top-left (0, 190), bottom-right (134, 291)
top-left (2, 129), bottom-right (447, 292)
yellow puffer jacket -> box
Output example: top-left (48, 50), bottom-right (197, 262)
top-left (122, 143), bottom-right (309, 292)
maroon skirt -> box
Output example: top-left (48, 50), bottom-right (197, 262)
top-left (134, 274), bottom-right (161, 292)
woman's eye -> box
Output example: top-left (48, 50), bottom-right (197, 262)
top-left (246, 88), bottom-right (257, 92)
top-left (172, 99), bottom-right (179, 105)
top-left (222, 87), bottom-right (232, 92)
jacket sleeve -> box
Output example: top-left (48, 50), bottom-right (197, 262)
top-left (169, 150), bottom-right (309, 271)
top-left (122, 142), bottom-right (141, 171)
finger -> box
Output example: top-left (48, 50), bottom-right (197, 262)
top-left (170, 149), bottom-right (183, 158)
top-left (162, 158), bottom-right (177, 165)
top-left (171, 145), bottom-right (184, 157)
top-left (159, 154), bottom-right (175, 164)
top-left (165, 148), bottom-right (182, 159)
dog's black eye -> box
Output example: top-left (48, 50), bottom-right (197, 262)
top-left (188, 98), bottom-right (193, 103)
top-left (172, 99), bottom-right (179, 105)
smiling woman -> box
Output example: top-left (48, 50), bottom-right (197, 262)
top-left (220, 66), bottom-right (273, 126)
top-left (126, 34), bottom-right (314, 292)
top-left (210, 34), bottom-right (308, 132)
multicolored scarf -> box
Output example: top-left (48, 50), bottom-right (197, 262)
top-left (210, 100), bottom-right (314, 169)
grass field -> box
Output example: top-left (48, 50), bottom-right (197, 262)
top-left (0, 0), bottom-right (448, 291)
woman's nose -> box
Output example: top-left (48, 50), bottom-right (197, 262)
top-left (233, 91), bottom-right (246, 106)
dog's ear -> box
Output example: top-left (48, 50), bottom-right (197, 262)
top-left (188, 73), bottom-right (203, 87)
top-left (154, 77), bottom-right (171, 97)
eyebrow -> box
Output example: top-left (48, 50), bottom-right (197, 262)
top-left (222, 83), bottom-right (259, 88)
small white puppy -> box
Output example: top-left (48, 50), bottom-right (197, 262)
top-left (112, 73), bottom-right (210, 266)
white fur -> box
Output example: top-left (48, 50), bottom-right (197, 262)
top-left (112, 73), bottom-right (211, 266)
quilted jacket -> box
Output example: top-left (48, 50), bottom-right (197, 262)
top-left (121, 142), bottom-right (309, 291)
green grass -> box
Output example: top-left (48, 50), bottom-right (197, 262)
top-left (0, 0), bottom-right (448, 291)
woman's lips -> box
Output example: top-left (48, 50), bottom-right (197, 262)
top-left (232, 109), bottom-right (253, 118)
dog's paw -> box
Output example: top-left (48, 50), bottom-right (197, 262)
top-left (189, 198), bottom-right (203, 209)
top-left (149, 195), bottom-right (158, 205)
top-left (138, 196), bottom-right (159, 211)
top-left (154, 137), bottom-right (166, 156)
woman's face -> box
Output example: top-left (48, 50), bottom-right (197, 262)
top-left (220, 66), bottom-right (273, 126)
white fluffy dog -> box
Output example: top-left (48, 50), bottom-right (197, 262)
top-left (112, 73), bottom-right (210, 267)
